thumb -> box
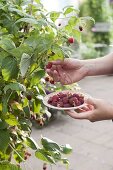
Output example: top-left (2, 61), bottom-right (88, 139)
top-left (51, 59), bottom-right (64, 65)
top-left (85, 97), bottom-right (97, 108)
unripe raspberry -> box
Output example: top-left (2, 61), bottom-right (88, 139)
top-left (68, 37), bottom-right (74, 43)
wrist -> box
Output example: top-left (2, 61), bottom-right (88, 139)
top-left (80, 59), bottom-right (96, 76)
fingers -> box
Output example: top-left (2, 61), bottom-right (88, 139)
top-left (51, 60), bottom-right (64, 65)
top-left (65, 109), bottom-right (95, 120)
top-left (85, 97), bottom-right (97, 109)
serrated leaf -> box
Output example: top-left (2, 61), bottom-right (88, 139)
top-left (2, 90), bottom-right (12, 114)
top-left (5, 114), bottom-right (19, 126)
top-left (15, 18), bottom-right (38, 25)
top-left (0, 37), bottom-right (16, 52)
top-left (20, 53), bottom-right (32, 77)
top-left (30, 69), bottom-right (45, 86)
top-left (61, 158), bottom-right (69, 165)
top-left (64, 7), bottom-right (74, 15)
top-left (33, 98), bottom-right (41, 114)
top-left (0, 129), bottom-right (10, 153)
top-left (0, 162), bottom-right (22, 170)
top-left (25, 137), bottom-right (39, 150)
top-left (61, 144), bottom-right (72, 154)
top-left (50, 12), bottom-right (60, 22)
top-left (4, 82), bottom-right (26, 94)
top-left (10, 44), bottom-right (33, 58)
top-left (2, 56), bottom-right (19, 81)
top-left (80, 16), bottom-right (95, 24)
top-left (41, 137), bottom-right (61, 151)
top-left (35, 149), bottom-right (55, 164)
top-left (63, 6), bottom-right (79, 15)
top-left (0, 51), bottom-right (8, 67)
top-left (0, 120), bottom-right (8, 129)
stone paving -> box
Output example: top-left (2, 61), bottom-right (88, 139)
top-left (22, 75), bottom-right (113, 170)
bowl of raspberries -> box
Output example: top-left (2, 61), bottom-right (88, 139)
top-left (43, 90), bottom-right (86, 110)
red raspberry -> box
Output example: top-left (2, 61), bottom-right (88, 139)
top-left (79, 26), bottom-right (83, 31)
top-left (24, 155), bottom-right (28, 160)
top-left (50, 80), bottom-right (54, 84)
top-left (68, 37), bottom-right (74, 43)
top-left (46, 62), bottom-right (52, 69)
top-left (27, 95), bottom-right (32, 100)
top-left (45, 77), bottom-right (49, 82)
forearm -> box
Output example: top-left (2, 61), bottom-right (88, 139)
top-left (81, 53), bottom-right (113, 76)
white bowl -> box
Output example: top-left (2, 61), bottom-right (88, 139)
top-left (43, 90), bottom-right (87, 110)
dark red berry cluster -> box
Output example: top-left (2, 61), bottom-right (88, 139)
top-left (46, 62), bottom-right (52, 69)
top-left (48, 92), bottom-right (84, 108)
top-left (79, 26), bottom-right (83, 32)
top-left (45, 76), bottom-right (55, 85)
top-left (24, 151), bottom-right (31, 160)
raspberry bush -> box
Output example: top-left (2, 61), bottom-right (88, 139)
top-left (0, 0), bottom-right (94, 169)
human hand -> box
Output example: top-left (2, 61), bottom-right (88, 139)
top-left (65, 98), bottom-right (113, 122)
top-left (46, 58), bottom-right (89, 85)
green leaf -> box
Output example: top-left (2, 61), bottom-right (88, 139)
top-left (30, 69), bottom-right (45, 86)
top-left (41, 137), bottom-right (61, 152)
top-left (20, 53), bottom-right (32, 77)
top-left (51, 151), bottom-right (61, 161)
top-left (61, 144), bottom-right (72, 154)
top-left (2, 90), bottom-right (12, 114)
top-left (19, 118), bottom-right (32, 131)
top-left (35, 149), bottom-right (55, 164)
top-left (0, 161), bottom-right (22, 170)
top-left (33, 98), bottom-right (41, 114)
top-left (68, 16), bottom-right (78, 26)
top-left (10, 44), bottom-right (33, 58)
top-left (23, 106), bottom-right (30, 118)
top-left (80, 16), bottom-right (95, 24)
top-left (64, 7), bottom-right (75, 15)
top-left (25, 137), bottom-right (39, 150)
top-left (0, 51), bottom-right (9, 67)
top-left (25, 35), bottom-right (39, 49)
top-left (0, 37), bottom-right (16, 52)
top-left (63, 6), bottom-right (79, 15)
top-left (0, 120), bottom-right (8, 129)
top-left (5, 114), bottom-right (19, 126)
top-left (61, 158), bottom-right (69, 165)
top-left (4, 82), bottom-right (26, 94)
top-left (2, 56), bottom-right (19, 81)
top-left (50, 12), bottom-right (60, 22)
top-left (0, 130), bottom-right (10, 153)
top-left (71, 29), bottom-right (81, 42)
top-left (15, 18), bottom-right (38, 25)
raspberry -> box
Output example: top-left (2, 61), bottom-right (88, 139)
top-left (62, 97), bottom-right (68, 104)
top-left (48, 97), bottom-right (52, 104)
top-left (79, 26), bottom-right (83, 31)
top-left (46, 62), bottom-right (52, 69)
top-left (68, 37), bottom-right (74, 43)
top-left (57, 102), bottom-right (63, 107)
top-left (63, 103), bottom-right (71, 107)
top-left (45, 77), bottom-right (49, 82)
top-left (50, 80), bottom-right (54, 84)
top-left (24, 155), bottom-right (28, 160)
top-left (27, 95), bottom-right (32, 100)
